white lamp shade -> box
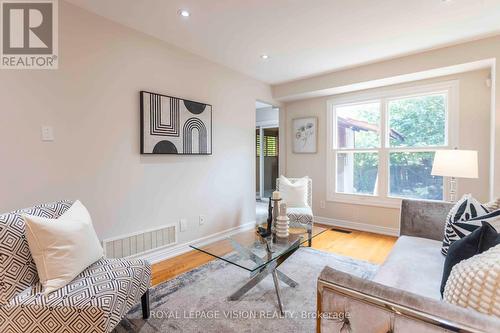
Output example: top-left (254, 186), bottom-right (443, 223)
top-left (431, 150), bottom-right (478, 179)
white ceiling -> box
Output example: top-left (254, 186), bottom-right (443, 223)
top-left (66, 0), bottom-right (500, 84)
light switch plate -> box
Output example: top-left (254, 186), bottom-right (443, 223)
top-left (41, 126), bottom-right (54, 141)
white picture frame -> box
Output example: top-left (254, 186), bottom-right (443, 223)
top-left (292, 117), bottom-right (317, 153)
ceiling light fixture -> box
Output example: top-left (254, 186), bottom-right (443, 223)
top-left (178, 9), bottom-right (190, 17)
top-left (260, 54), bottom-right (269, 60)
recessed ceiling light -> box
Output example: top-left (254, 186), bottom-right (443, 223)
top-left (260, 54), bottom-right (269, 60)
top-left (178, 9), bottom-right (190, 17)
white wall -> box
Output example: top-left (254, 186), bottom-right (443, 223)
top-left (0, 1), bottom-right (277, 243)
top-left (284, 70), bottom-right (491, 231)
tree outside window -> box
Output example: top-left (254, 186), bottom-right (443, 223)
top-left (328, 82), bottom-right (457, 206)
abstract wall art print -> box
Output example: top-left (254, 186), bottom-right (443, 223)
top-left (292, 117), bottom-right (317, 153)
top-left (140, 91), bottom-right (212, 155)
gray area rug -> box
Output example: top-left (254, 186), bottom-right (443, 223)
top-left (115, 247), bottom-right (378, 333)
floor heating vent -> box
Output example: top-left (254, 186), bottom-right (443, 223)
top-left (102, 224), bottom-right (176, 259)
top-left (331, 228), bottom-right (352, 234)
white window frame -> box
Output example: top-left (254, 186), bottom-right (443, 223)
top-left (326, 81), bottom-right (459, 208)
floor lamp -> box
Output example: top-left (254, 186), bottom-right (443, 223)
top-left (431, 149), bottom-right (478, 202)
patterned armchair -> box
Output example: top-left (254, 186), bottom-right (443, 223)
top-left (0, 201), bottom-right (151, 333)
top-left (276, 177), bottom-right (314, 246)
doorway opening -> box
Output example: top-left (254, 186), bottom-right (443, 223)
top-left (256, 101), bottom-right (279, 202)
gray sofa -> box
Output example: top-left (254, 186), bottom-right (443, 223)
top-left (317, 199), bottom-right (500, 333)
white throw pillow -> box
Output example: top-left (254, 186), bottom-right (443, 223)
top-left (279, 175), bottom-right (309, 207)
top-left (485, 198), bottom-right (500, 212)
top-left (23, 200), bottom-right (104, 294)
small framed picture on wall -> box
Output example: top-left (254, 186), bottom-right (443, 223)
top-left (292, 117), bottom-right (317, 153)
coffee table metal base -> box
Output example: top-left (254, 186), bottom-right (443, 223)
top-left (227, 239), bottom-right (300, 314)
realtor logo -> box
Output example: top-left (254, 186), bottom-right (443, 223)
top-left (1, 0), bottom-right (58, 69)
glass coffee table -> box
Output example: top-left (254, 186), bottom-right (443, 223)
top-left (190, 224), bottom-right (327, 314)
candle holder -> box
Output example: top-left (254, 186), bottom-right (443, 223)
top-left (271, 197), bottom-right (281, 240)
top-left (276, 202), bottom-right (290, 239)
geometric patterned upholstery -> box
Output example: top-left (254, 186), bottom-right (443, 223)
top-left (0, 258), bottom-right (150, 333)
top-left (0, 200), bottom-right (74, 304)
top-left (0, 201), bottom-right (151, 332)
top-left (287, 206), bottom-right (313, 227)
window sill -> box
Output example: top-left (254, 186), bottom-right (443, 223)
top-left (326, 194), bottom-right (402, 209)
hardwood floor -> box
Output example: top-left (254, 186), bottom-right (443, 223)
top-left (151, 224), bottom-right (397, 286)
top-left (151, 249), bottom-right (215, 286)
top-left (310, 226), bottom-right (396, 264)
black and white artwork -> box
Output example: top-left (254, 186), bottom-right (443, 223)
top-left (140, 91), bottom-right (212, 155)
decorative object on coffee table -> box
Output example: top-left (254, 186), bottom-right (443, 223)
top-left (257, 198), bottom-right (273, 238)
top-left (276, 202), bottom-right (290, 239)
top-left (271, 190), bottom-right (282, 236)
top-left (266, 197), bottom-right (273, 235)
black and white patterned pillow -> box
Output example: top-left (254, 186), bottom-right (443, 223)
top-left (442, 194), bottom-right (489, 255)
top-left (467, 209), bottom-right (500, 229)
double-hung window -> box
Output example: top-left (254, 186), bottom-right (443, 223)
top-left (327, 81), bottom-right (458, 208)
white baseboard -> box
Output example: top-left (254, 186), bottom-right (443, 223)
top-left (315, 216), bottom-right (399, 237)
top-left (137, 221), bottom-right (257, 264)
